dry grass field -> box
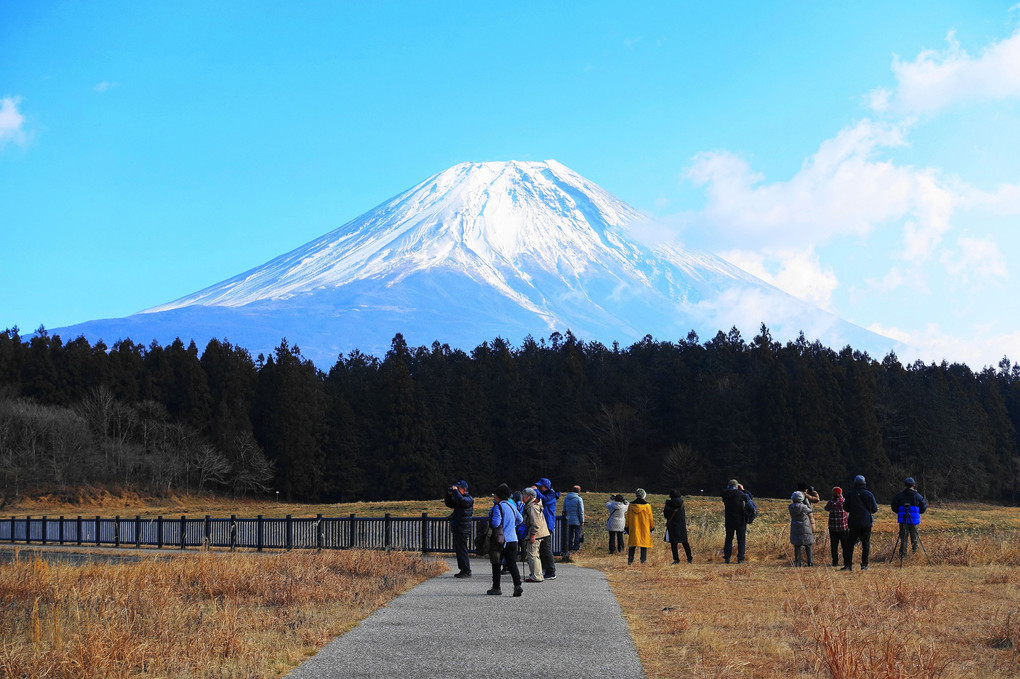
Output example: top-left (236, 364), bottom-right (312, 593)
top-left (3, 490), bottom-right (1019, 678)
top-left (0, 548), bottom-right (443, 678)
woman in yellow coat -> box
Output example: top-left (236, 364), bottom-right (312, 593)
top-left (625, 488), bottom-right (654, 564)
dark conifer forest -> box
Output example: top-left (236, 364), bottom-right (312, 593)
top-left (1, 325), bottom-right (1018, 505)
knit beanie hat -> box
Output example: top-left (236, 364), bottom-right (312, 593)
top-left (832, 486), bottom-right (842, 496)
top-left (493, 483), bottom-right (511, 500)
top-left (904, 477), bottom-right (915, 486)
top-left (635, 488), bottom-right (647, 499)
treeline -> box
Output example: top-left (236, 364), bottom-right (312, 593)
top-left (1, 326), bottom-right (1019, 505)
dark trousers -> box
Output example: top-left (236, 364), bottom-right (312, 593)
top-left (452, 531), bottom-right (471, 574)
top-left (843, 525), bottom-right (872, 568)
top-left (627, 546), bottom-right (647, 563)
top-left (898, 523), bottom-right (920, 555)
top-left (793, 544), bottom-right (813, 566)
top-left (829, 529), bottom-right (848, 566)
top-left (489, 541), bottom-right (521, 591)
top-left (723, 523), bottom-right (746, 562)
top-left (567, 524), bottom-right (583, 551)
top-left (608, 531), bottom-right (624, 553)
top-left (670, 541), bottom-right (692, 563)
top-left (538, 535), bottom-right (556, 577)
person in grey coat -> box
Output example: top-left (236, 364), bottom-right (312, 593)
top-left (605, 494), bottom-right (628, 554)
top-left (788, 490), bottom-right (815, 566)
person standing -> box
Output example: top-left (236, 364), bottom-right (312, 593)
top-left (606, 494), bottom-right (628, 554)
top-left (789, 491), bottom-right (815, 566)
top-left (534, 478), bottom-right (560, 579)
top-left (664, 489), bottom-right (692, 564)
top-left (625, 488), bottom-right (654, 564)
top-left (842, 475), bottom-right (878, 571)
top-left (444, 480), bottom-right (474, 578)
top-left (562, 485), bottom-right (585, 562)
top-left (487, 483), bottom-right (524, 597)
top-left (824, 487), bottom-right (849, 568)
top-left (521, 487), bottom-right (550, 583)
top-left (891, 477), bottom-right (928, 557)
top-left (721, 479), bottom-right (749, 563)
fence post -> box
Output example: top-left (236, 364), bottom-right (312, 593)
top-left (25, 516), bottom-right (30, 544)
top-left (204, 515), bottom-right (211, 550)
top-left (316, 514), bottom-right (323, 551)
top-left (421, 512), bottom-right (428, 554)
top-left (157, 515), bottom-right (163, 549)
top-left (230, 515), bottom-right (236, 552)
top-left (385, 513), bottom-right (392, 550)
top-left (95, 516), bottom-right (101, 546)
top-left (76, 516), bottom-right (82, 546)
top-left (180, 515), bottom-right (187, 550)
top-left (256, 515), bottom-right (264, 553)
top-left (135, 516), bottom-right (141, 549)
top-left (286, 514), bottom-right (293, 551)
top-left (113, 516), bottom-right (120, 548)
top-left (9, 516), bottom-right (14, 544)
top-left (59, 515), bottom-right (65, 545)
top-left (349, 513), bottom-right (355, 549)
top-left (41, 516), bottom-right (47, 545)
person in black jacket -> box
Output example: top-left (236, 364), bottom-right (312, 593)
top-left (664, 489), bottom-right (692, 564)
top-left (444, 480), bottom-right (474, 578)
top-left (891, 477), bottom-right (928, 557)
top-left (721, 479), bottom-right (748, 563)
top-left (841, 475), bottom-right (878, 571)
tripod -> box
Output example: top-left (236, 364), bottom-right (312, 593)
top-left (891, 523), bottom-right (931, 567)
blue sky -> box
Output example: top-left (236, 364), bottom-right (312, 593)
top-left (2, 1), bottom-right (1019, 368)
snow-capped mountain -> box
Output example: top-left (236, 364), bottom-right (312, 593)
top-left (52, 160), bottom-right (895, 366)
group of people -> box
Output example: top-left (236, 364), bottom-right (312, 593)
top-left (444, 473), bottom-right (930, 596)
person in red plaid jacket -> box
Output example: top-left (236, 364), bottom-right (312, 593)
top-left (824, 487), bottom-right (849, 568)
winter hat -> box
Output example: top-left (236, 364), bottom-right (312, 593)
top-left (493, 483), bottom-right (511, 500)
top-left (455, 480), bottom-right (469, 490)
top-left (904, 477), bottom-right (915, 486)
top-left (832, 486), bottom-right (842, 496)
top-left (791, 491), bottom-right (805, 503)
top-left (854, 475), bottom-right (866, 486)
top-left (613, 494), bottom-right (626, 502)
top-left (635, 488), bottom-right (647, 499)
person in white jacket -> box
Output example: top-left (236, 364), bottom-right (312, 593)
top-left (605, 494), bottom-right (628, 554)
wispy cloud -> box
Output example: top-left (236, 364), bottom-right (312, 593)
top-left (940, 235), bottom-right (1009, 285)
top-left (869, 321), bottom-right (1020, 368)
top-left (720, 248), bottom-right (838, 310)
top-left (94, 81), bottom-right (119, 94)
top-left (870, 27), bottom-right (1020, 116)
top-left (0, 96), bottom-right (27, 148)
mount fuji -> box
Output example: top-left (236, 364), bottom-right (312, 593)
top-left (52, 160), bottom-right (896, 366)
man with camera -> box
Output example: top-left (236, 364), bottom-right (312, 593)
top-left (891, 477), bottom-right (928, 557)
top-left (444, 480), bottom-right (474, 578)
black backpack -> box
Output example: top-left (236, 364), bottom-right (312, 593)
top-left (744, 494), bottom-right (758, 525)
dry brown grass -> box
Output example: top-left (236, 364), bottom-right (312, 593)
top-left (0, 548), bottom-right (444, 678)
top-left (578, 495), bottom-right (1020, 679)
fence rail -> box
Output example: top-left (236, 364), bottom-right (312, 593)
top-left (0, 513), bottom-right (567, 555)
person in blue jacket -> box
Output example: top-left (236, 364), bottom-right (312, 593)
top-left (891, 477), bottom-right (928, 557)
top-left (842, 475), bottom-right (878, 571)
top-left (534, 478), bottom-right (559, 579)
top-left (562, 485), bottom-right (585, 562)
top-left (487, 483), bottom-right (524, 597)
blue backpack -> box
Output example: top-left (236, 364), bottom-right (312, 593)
top-left (744, 494), bottom-right (758, 525)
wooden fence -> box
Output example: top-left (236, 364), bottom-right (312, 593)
top-left (0, 514), bottom-right (568, 555)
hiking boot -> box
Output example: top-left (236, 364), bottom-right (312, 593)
top-left (840, 566), bottom-right (852, 571)
top-left (512, 587), bottom-right (524, 597)
top-left (486, 588), bottom-right (502, 595)
top-left (454, 571), bottom-right (471, 578)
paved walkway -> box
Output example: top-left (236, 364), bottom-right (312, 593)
top-left (286, 557), bottom-right (646, 678)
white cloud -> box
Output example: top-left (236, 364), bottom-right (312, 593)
top-left (720, 248), bottom-right (838, 310)
top-left (872, 27), bottom-right (1020, 116)
top-left (0, 96), bottom-right (27, 148)
top-left (94, 81), bottom-right (119, 93)
top-left (940, 235), bottom-right (1009, 284)
top-left (685, 118), bottom-right (959, 263)
top-left (871, 321), bottom-right (1020, 368)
